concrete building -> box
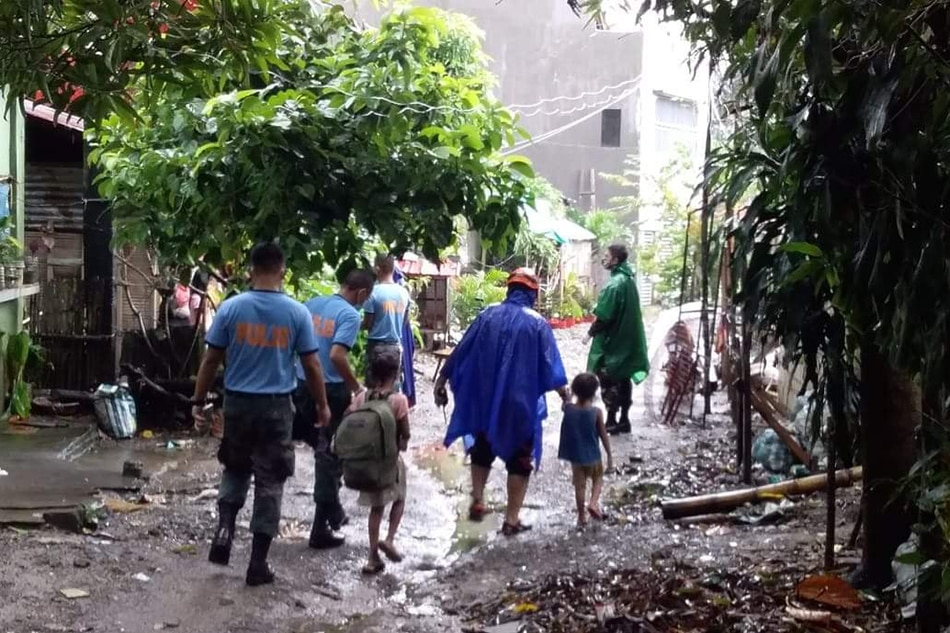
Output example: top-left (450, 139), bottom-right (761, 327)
top-left (357, 2), bottom-right (708, 296)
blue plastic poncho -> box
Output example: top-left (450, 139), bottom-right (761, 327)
top-left (393, 265), bottom-right (416, 407)
top-left (443, 288), bottom-right (567, 466)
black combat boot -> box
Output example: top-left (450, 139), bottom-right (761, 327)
top-left (208, 504), bottom-right (238, 566)
top-left (327, 503), bottom-right (349, 532)
top-left (611, 417), bottom-right (632, 435)
top-left (308, 504), bottom-right (345, 550)
top-left (246, 533), bottom-right (276, 586)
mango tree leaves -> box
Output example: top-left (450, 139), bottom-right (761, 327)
top-left (88, 4), bottom-right (530, 277)
top-left (0, 0), bottom-right (291, 122)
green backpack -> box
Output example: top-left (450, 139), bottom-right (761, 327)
top-left (332, 391), bottom-right (399, 492)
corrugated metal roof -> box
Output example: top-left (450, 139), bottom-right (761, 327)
top-left (523, 199), bottom-right (597, 243)
top-left (23, 99), bottom-right (85, 132)
top-left (397, 253), bottom-right (460, 277)
top-left (26, 164), bottom-right (85, 231)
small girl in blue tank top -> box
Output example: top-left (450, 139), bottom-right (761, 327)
top-left (558, 372), bottom-right (614, 528)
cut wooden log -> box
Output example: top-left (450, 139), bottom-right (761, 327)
top-left (661, 467), bottom-right (863, 520)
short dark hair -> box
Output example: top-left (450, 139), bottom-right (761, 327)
top-left (375, 253), bottom-right (395, 274)
top-left (249, 242), bottom-right (285, 274)
top-left (369, 347), bottom-right (401, 386)
top-left (608, 244), bottom-right (629, 263)
top-left (571, 372), bottom-right (599, 401)
top-left (343, 268), bottom-right (375, 292)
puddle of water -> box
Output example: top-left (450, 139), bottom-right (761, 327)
top-left (412, 441), bottom-right (498, 555)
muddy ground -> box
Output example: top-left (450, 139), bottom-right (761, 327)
top-left (0, 316), bottom-right (909, 633)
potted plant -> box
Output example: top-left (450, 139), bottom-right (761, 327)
top-left (1, 238), bottom-right (23, 288)
top-left (0, 217), bottom-right (22, 289)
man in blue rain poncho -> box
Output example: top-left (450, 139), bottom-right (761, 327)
top-left (435, 269), bottom-right (568, 536)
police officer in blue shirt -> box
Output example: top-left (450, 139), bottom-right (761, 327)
top-left (295, 268), bottom-right (375, 549)
top-left (192, 242), bottom-right (331, 586)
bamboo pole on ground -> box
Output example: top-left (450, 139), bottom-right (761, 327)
top-left (661, 466), bottom-right (863, 520)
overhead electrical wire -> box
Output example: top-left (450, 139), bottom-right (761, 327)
top-left (503, 80), bottom-right (642, 155)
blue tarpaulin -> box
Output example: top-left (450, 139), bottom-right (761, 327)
top-left (393, 264), bottom-right (416, 407)
top-left (443, 288), bottom-right (567, 466)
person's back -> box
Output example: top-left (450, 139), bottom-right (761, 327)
top-left (366, 282), bottom-right (410, 344)
top-left (216, 291), bottom-right (316, 394)
top-left (438, 269), bottom-right (568, 535)
top-left (304, 294), bottom-right (361, 385)
top-left (558, 403), bottom-right (602, 466)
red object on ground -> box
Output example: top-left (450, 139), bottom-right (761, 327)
top-left (565, 317), bottom-right (576, 328)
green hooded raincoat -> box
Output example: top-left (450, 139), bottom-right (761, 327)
top-left (586, 261), bottom-right (650, 384)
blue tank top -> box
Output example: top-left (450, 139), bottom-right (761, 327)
top-left (558, 404), bottom-right (602, 465)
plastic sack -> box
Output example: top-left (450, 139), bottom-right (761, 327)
top-left (752, 428), bottom-right (794, 474)
top-left (94, 383), bottom-right (138, 439)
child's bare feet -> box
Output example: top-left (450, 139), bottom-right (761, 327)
top-left (362, 554), bottom-right (385, 575)
top-left (378, 540), bottom-right (404, 562)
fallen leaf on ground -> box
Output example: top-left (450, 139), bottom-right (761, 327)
top-left (60, 588), bottom-right (89, 599)
top-left (172, 544), bottom-right (198, 555)
top-left (513, 601), bottom-right (539, 614)
top-left (796, 574), bottom-right (862, 610)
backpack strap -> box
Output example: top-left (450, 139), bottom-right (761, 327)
top-left (367, 390), bottom-right (393, 402)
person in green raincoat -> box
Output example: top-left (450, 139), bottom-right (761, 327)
top-left (586, 244), bottom-right (649, 435)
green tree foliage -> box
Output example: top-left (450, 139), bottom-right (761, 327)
top-left (636, 153), bottom-right (703, 306)
top-left (86, 3), bottom-right (530, 277)
top-left (602, 0), bottom-right (950, 597)
top-left (451, 269), bottom-right (507, 330)
top-left (0, 0), bottom-right (288, 121)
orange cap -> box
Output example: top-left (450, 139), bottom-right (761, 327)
top-left (507, 267), bottom-right (540, 291)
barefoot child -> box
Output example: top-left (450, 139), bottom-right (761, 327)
top-left (347, 348), bottom-right (410, 574)
top-left (558, 372), bottom-right (613, 528)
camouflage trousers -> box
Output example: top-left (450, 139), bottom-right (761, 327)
top-left (217, 393), bottom-right (295, 538)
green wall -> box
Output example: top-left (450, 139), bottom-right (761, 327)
top-left (0, 92), bottom-right (27, 407)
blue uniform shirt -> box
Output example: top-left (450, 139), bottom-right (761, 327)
top-left (296, 294), bottom-right (361, 384)
top-left (365, 283), bottom-right (410, 344)
top-left (206, 290), bottom-right (318, 395)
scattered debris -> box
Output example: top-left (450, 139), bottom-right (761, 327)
top-left (172, 544), bottom-right (198, 556)
top-left (59, 588), bottom-right (90, 599)
top-left (73, 559), bottom-right (91, 569)
top-left (122, 460), bottom-right (145, 479)
top-left (191, 489), bottom-right (218, 502)
top-left (133, 572), bottom-right (151, 582)
top-left (464, 563), bottom-right (901, 633)
top-left (105, 497), bottom-right (149, 514)
top-left (0, 466), bottom-right (7, 476)
top-left (219, 596), bottom-right (235, 607)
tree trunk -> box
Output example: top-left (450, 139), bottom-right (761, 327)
top-left (853, 344), bottom-right (918, 589)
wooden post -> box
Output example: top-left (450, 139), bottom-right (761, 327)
top-left (699, 96), bottom-right (714, 418)
top-left (741, 319), bottom-right (753, 485)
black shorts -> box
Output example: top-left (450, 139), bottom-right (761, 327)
top-left (468, 433), bottom-right (534, 477)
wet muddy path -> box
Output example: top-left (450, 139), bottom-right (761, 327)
top-left (0, 315), bottom-right (900, 633)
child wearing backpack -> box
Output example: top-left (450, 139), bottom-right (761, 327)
top-left (558, 372), bottom-right (613, 529)
top-left (344, 348), bottom-right (410, 575)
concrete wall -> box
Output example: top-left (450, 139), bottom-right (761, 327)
top-left (355, 0), bottom-right (644, 212)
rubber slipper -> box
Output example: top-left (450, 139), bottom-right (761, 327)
top-left (361, 560), bottom-right (385, 576)
top-left (501, 521), bottom-right (533, 537)
top-left (378, 542), bottom-right (404, 563)
top-left (588, 507), bottom-right (604, 521)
